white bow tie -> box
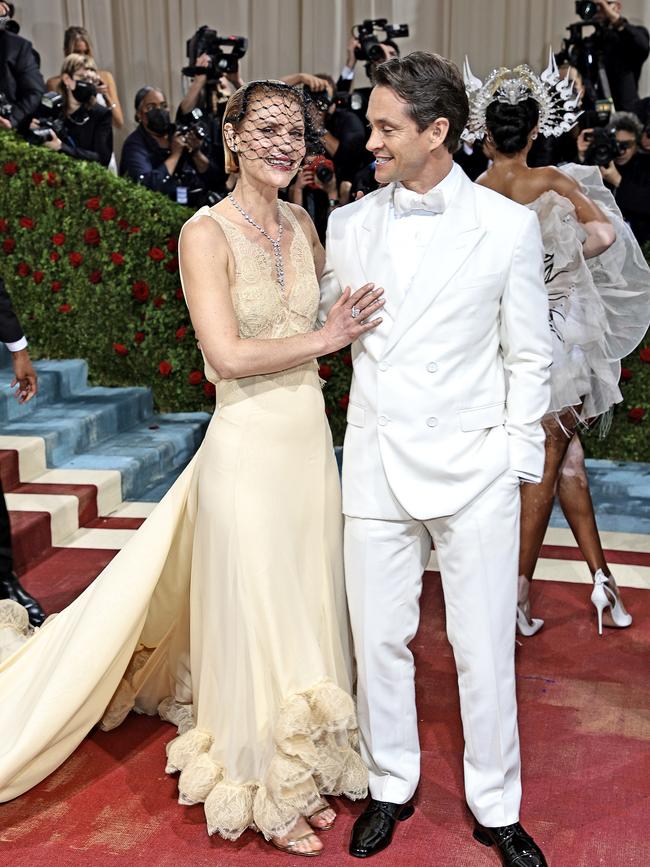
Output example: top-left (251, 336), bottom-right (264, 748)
top-left (393, 185), bottom-right (445, 217)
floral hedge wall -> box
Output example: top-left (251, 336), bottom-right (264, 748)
top-left (0, 132), bottom-right (648, 455)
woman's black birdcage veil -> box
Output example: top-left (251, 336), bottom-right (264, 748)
top-left (222, 80), bottom-right (323, 173)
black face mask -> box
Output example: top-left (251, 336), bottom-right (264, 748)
top-left (72, 81), bottom-right (97, 103)
top-left (145, 107), bottom-right (171, 135)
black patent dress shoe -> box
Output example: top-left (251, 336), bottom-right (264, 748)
top-left (349, 798), bottom-right (414, 858)
top-left (0, 572), bottom-right (46, 626)
top-left (473, 822), bottom-right (547, 866)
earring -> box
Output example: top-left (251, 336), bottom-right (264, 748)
top-left (231, 143), bottom-right (238, 152)
top-left (531, 133), bottom-right (538, 140)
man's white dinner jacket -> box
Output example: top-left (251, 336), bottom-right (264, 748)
top-left (320, 168), bottom-right (553, 521)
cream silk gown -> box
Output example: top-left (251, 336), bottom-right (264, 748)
top-left (0, 202), bottom-right (367, 840)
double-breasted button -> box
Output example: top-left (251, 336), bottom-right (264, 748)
top-left (378, 415), bottom-right (388, 426)
top-left (378, 361), bottom-right (389, 371)
top-left (426, 417), bottom-right (438, 428)
top-left (426, 362), bottom-right (438, 373)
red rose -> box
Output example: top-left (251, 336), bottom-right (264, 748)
top-left (129, 226), bottom-right (141, 234)
top-left (342, 352), bottom-right (353, 367)
top-left (148, 246), bottom-right (165, 261)
top-left (164, 256), bottom-right (179, 273)
top-left (3, 162), bottom-right (18, 176)
top-left (17, 262), bottom-right (31, 277)
top-left (113, 343), bottom-right (129, 356)
top-left (0, 219), bottom-right (9, 233)
top-left (100, 206), bottom-right (117, 221)
top-left (175, 287), bottom-right (184, 301)
top-left (83, 227), bottom-right (101, 246)
top-left (50, 251), bottom-right (60, 263)
top-left (117, 219), bottom-right (129, 230)
top-left (53, 198), bottom-right (65, 209)
top-left (110, 252), bottom-right (125, 265)
top-left (89, 270), bottom-right (102, 284)
top-left (33, 271), bottom-right (44, 284)
top-left (153, 295), bottom-right (165, 308)
top-left (167, 237), bottom-right (178, 253)
top-left (85, 196), bottom-right (101, 210)
top-left (69, 251), bottom-right (83, 267)
top-left (51, 281), bottom-right (62, 293)
top-left (175, 326), bottom-right (187, 341)
top-left (203, 382), bottom-right (216, 399)
top-left (58, 303), bottom-right (71, 313)
top-left (2, 238), bottom-right (15, 254)
top-left (639, 347), bottom-right (650, 363)
top-left (620, 367), bottom-right (634, 382)
top-left (131, 281), bottom-right (149, 303)
top-left (32, 172), bottom-right (44, 185)
top-left (338, 394), bottom-right (350, 411)
top-left (318, 363), bottom-right (333, 380)
top-left (134, 331), bottom-right (145, 344)
top-left (46, 171), bottom-right (57, 186)
top-left (52, 232), bottom-right (65, 246)
top-left (188, 370), bottom-right (203, 385)
top-left (19, 216), bottom-right (34, 229)
top-left (158, 361), bottom-right (172, 377)
top-left (628, 407), bottom-right (645, 422)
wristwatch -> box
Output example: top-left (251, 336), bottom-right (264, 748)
top-left (328, 198), bottom-right (339, 208)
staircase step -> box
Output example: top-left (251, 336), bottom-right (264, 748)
top-left (6, 509), bottom-right (53, 574)
top-left (1, 389), bottom-right (154, 464)
top-left (6, 491), bottom-right (80, 546)
top-left (0, 436), bottom-right (47, 482)
top-left (58, 412), bottom-right (209, 501)
top-left (0, 359), bottom-right (89, 422)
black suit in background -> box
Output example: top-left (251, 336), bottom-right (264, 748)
top-left (58, 104), bottom-right (113, 166)
top-left (601, 19), bottom-right (650, 112)
top-left (0, 28), bottom-right (44, 130)
top-left (0, 277), bottom-right (45, 625)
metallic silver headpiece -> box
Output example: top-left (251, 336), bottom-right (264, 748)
top-left (462, 48), bottom-right (582, 143)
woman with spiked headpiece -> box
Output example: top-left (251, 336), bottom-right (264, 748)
top-left (463, 51), bottom-right (650, 638)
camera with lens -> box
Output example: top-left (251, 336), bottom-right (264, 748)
top-left (0, 91), bottom-right (12, 120)
top-left (305, 155), bottom-right (335, 188)
top-left (183, 25), bottom-right (248, 82)
top-left (334, 91), bottom-right (364, 113)
top-left (175, 107), bottom-right (208, 141)
top-left (575, 1), bottom-right (602, 21)
top-left (23, 91), bottom-right (66, 145)
top-left (0, 2), bottom-right (19, 33)
top-left (352, 18), bottom-right (409, 63)
top-left (303, 85), bottom-right (332, 113)
top-left (583, 127), bottom-right (623, 165)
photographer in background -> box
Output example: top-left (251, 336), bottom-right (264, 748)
top-left (30, 53), bottom-right (112, 166)
top-left (601, 111), bottom-right (650, 244)
top-left (120, 85), bottom-right (222, 204)
top-left (309, 74), bottom-right (366, 185)
top-left (589, 0), bottom-right (649, 111)
top-left (0, 1), bottom-right (44, 132)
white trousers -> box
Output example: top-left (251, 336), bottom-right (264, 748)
top-left (344, 470), bottom-right (522, 827)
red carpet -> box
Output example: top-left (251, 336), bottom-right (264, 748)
top-left (1, 573), bottom-right (648, 866)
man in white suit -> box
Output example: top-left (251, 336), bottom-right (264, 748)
top-left (321, 53), bottom-right (551, 864)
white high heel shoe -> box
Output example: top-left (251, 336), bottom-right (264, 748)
top-left (590, 569), bottom-right (633, 636)
top-left (516, 575), bottom-right (544, 637)
top-left (516, 605), bottom-right (544, 637)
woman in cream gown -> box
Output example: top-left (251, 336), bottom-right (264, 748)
top-left (0, 81), bottom-right (385, 856)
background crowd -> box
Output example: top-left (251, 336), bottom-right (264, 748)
top-left (1, 0), bottom-right (649, 246)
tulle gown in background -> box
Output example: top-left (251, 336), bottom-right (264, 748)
top-left (0, 200), bottom-right (367, 840)
top-left (527, 164), bottom-right (650, 423)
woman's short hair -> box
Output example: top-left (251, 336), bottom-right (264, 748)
top-left (58, 53), bottom-right (98, 95)
top-left (64, 26), bottom-right (94, 58)
top-left (485, 98), bottom-right (540, 154)
top-left (372, 51), bottom-right (469, 153)
top-left (222, 80), bottom-right (322, 174)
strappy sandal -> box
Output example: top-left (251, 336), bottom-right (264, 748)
top-left (270, 829), bottom-right (323, 857)
top-left (306, 801), bottom-right (336, 831)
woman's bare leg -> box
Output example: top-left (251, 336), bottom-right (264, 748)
top-left (518, 410), bottom-right (579, 621)
top-left (557, 435), bottom-right (608, 574)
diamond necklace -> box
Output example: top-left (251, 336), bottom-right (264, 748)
top-left (227, 194), bottom-right (285, 292)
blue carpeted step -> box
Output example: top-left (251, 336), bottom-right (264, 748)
top-left (0, 359), bottom-right (90, 423)
top-left (1, 389), bottom-right (154, 464)
top-left (58, 413), bottom-right (210, 500)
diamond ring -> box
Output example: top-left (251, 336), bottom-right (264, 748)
top-left (351, 306), bottom-right (361, 319)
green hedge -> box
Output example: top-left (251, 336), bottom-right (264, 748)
top-left (0, 131), bottom-right (648, 456)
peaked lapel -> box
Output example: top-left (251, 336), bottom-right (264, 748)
top-left (382, 171), bottom-right (486, 357)
top-left (355, 184), bottom-right (403, 324)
